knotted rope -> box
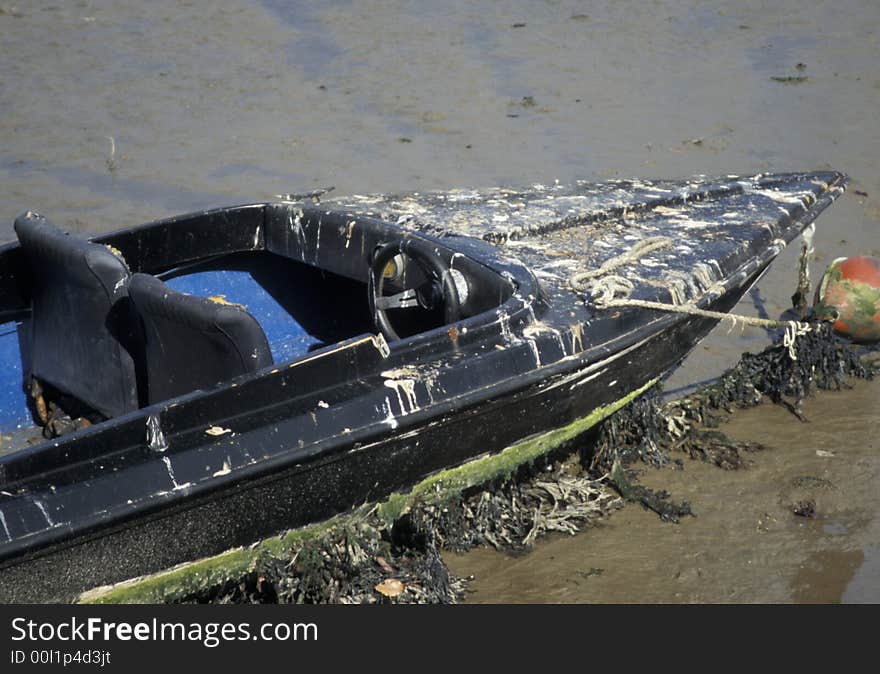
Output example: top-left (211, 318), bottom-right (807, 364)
top-left (569, 236), bottom-right (673, 292)
top-left (569, 235), bottom-right (814, 360)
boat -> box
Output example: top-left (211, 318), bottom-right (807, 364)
top-left (0, 170), bottom-right (846, 602)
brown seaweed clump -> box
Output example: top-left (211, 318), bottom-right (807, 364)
top-left (190, 459), bottom-right (621, 604)
top-left (587, 320), bottom-right (874, 520)
top-left (669, 321), bottom-right (874, 426)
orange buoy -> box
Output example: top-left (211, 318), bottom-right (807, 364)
top-left (814, 255), bottom-right (880, 342)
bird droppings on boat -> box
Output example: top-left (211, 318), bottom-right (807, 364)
top-left (160, 456), bottom-right (189, 491)
top-left (146, 414), bottom-right (168, 453)
top-left (34, 499), bottom-right (54, 526)
top-left (212, 460), bottom-right (232, 478)
top-left (344, 220), bottom-right (356, 249)
top-left (380, 364), bottom-right (443, 401)
top-left (497, 309), bottom-right (514, 344)
top-left (523, 321), bottom-right (566, 355)
top-left (371, 334), bottom-right (391, 359)
top-left (252, 224), bottom-right (261, 250)
top-left (317, 400), bottom-right (329, 409)
top-left (570, 322), bottom-right (584, 353)
top-left (382, 399), bottom-right (398, 430)
top-left (384, 379), bottom-right (419, 414)
top-left (314, 217), bottom-right (322, 263)
top-left (527, 338), bottom-right (542, 367)
top-left (289, 209), bottom-right (306, 261)
top-left (205, 426), bottom-right (232, 437)
top-left (692, 261), bottom-right (718, 292)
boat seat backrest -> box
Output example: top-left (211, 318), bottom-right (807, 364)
top-left (13, 212), bottom-right (139, 419)
top-left (128, 273), bottom-right (273, 405)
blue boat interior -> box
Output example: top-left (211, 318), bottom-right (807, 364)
top-left (0, 320), bottom-right (30, 433)
top-left (159, 251), bottom-right (375, 364)
top-left (0, 250), bottom-right (375, 438)
top-left (0, 202), bottom-right (514, 457)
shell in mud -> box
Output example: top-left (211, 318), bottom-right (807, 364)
top-left (814, 255), bottom-right (880, 342)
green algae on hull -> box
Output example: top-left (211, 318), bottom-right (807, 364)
top-left (377, 377), bottom-right (657, 524)
top-left (77, 508), bottom-right (366, 605)
top-left (78, 378), bottom-right (658, 604)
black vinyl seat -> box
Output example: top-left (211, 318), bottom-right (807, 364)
top-left (14, 212), bottom-right (139, 420)
top-left (128, 273), bottom-right (272, 405)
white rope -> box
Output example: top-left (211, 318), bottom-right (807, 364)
top-left (588, 275), bottom-right (634, 305)
top-left (569, 233), bottom-right (814, 361)
top-left (569, 236), bottom-right (673, 292)
top-left (598, 297), bottom-right (811, 360)
top-left (783, 320), bottom-right (812, 360)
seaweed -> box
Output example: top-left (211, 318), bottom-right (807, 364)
top-left (668, 322), bottom-right (873, 426)
top-left (591, 387), bottom-right (676, 470)
top-left (607, 459), bottom-right (693, 523)
top-left (188, 519), bottom-right (467, 605)
top-left (178, 458), bottom-right (621, 604)
top-left (417, 459), bottom-right (622, 552)
top-left (676, 429), bottom-right (763, 469)
top-left (586, 320), bottom-right (874, 516)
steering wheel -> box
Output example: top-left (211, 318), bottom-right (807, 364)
top-left (368, 239), bottom-right (462, 342)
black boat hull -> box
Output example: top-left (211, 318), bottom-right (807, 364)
top-left (0, 280), bottom-right (748, 602)
top-left (0, 171), bottom-right (847, 602)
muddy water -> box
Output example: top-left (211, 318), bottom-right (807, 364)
top-left (1, 1), bottom-right (878, 602)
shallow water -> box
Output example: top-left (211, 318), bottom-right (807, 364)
top-left (1, 0), bottom-right (878, 602)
